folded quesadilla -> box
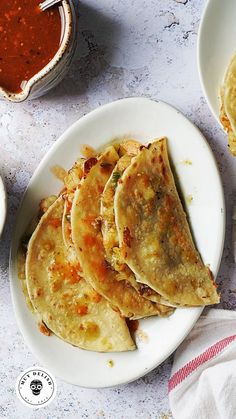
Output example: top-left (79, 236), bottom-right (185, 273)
top-left (101, 153), bottom-right (174, 307)
top-left (220, 53), bottom-right (236, 156)
top-left (71, 145), bottom-right (172, 318)
top-left (18, 195), bottom-right (58, 314)
top-left (62, 156), bottom-right (93, 249)
top-left (26, 197), bottom-right (135, 352)
top-left (114, 138), bottom-right (219, 306)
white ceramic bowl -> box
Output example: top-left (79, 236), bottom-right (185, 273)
top-left (0, 0), bottom-right (77, 102)
top-left (198, 0), bottom-right (236, 123)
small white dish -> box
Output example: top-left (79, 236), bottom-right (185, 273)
top-left (198, 0), bottom-right (236, 124)
top-left (0, 175), bottom-right (7, 238)
top-left (10, 98), bottom-right (225, 388)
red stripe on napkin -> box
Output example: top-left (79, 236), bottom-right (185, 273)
top-left (168, 334), bottom-right (236, 393)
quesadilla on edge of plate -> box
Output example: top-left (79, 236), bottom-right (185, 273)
top-left (220, 53), bottom-right (236, 156)
top-left (18, 194), bottom-right (58, 315)
top-left (71, 145), bottom-right (172, 319)
top-left (114, 138), bottom-right (220, 306)
top-left (26, 196), bottom-right (135, 352)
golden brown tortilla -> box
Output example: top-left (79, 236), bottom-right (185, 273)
top-left (26, 197), bottom-right (135, 352)
top-left (71, 145), bottom-right (172, 318)
top-left (62, 157), bottom-right (93, 249)
top-left (220, 53), bottom-right (236, 156)
top-left (101, 154), bottom-right (174, 307)
top-left (114, 138), bottom-right (220, 306)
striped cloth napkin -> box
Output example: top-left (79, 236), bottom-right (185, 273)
top-left (169, 309), bottom-right (236, 419)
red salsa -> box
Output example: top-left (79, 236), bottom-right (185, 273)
top-left (0, 0), bottom-right (61, 93)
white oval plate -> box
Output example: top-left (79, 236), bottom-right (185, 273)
top-left (198, 0), bottom-right (236, 123)
top-left (10, 98), bottom-right (225, 388)
top-left (0, 175), bottom-right (7, 238)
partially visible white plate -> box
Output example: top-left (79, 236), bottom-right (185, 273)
top-left (198, 0), bottom-right (236, 123)
top-left (10, 98), bottom-right (225, 388)
top-left (0, 175), bottom-right (7, 238)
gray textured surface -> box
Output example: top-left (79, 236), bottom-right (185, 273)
top-left (0, 0), bottom-right (236, 418)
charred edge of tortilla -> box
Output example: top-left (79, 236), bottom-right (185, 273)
top-left (83, 157), bottom-right (98, 176)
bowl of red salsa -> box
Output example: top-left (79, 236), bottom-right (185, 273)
top-left (0, 0), bottom-right (77, 102)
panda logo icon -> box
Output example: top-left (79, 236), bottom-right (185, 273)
top-left (16, 368), bottom-right (56, 408)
